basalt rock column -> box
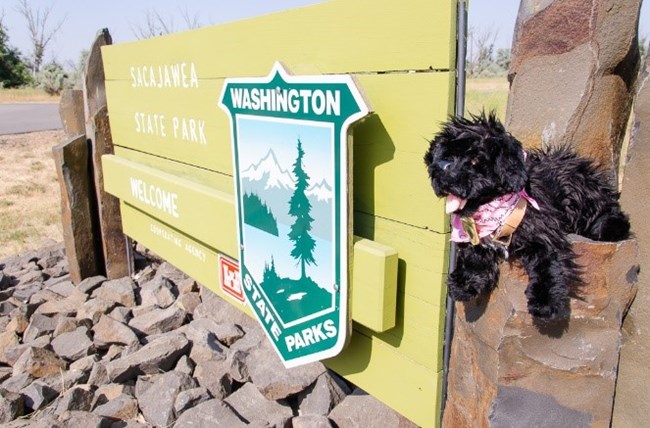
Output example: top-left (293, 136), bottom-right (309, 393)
top-left (442, 237), bottom-right (639, 427)
top-left (505, 0), bottom-right (642, 183)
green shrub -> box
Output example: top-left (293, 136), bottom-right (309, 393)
top-left (0, 24), bottom-right (32, 88)
top-left (37, 62), bottom-right (68, 95)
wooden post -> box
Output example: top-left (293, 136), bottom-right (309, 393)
top-left (91, 106), bottom-right (131, 279)
top-left (58, 89), bottom-right (85, 137)
top-left (83, 29), bottom-right (111, 125)
top-left (83, 28), bottom-right (132, 279)
top-left (52, 136), bottom-right (104, 284)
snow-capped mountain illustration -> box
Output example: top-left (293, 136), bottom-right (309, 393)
top-left (241, 149), bottom-right (295, 190)
top-left (306, 179), bottom-right (333, 202)
top-left (241, 146), bottom-right (334, 241)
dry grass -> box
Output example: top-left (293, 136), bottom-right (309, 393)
top-left (465, 76), bottom-right (510, 121)
top-left (0, 88), bottom-right (61, 104)
top-left (0, 130), bottom-right (64, 259)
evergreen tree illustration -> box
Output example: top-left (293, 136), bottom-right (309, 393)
top-left (288, 138), bottom-right (317, 280)
top-left (263, 256), bottom-right (279, 284)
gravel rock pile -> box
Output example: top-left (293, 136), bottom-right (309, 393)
top-left (0, 242), bottom-right (416, 427)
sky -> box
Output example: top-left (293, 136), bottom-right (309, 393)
top-left (468, 0), bottom-right (650, 51)
top-left (0, 0), bottom-right (323, 68)
top-left (2, 0), bottom-right (650, 69)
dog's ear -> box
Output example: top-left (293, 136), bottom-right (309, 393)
top-left (494, 135), bottom-right (527, 193)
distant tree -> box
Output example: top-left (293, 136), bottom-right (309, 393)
top-left (37, 61), bottom-right (67, 95)
top-left (15, 0), bottom-right (65, 74)
top-left (467, 26), bottom-right (509, 77)
top-left (0, 13), bottom-right (32, 87)
top-left (640, 36), bottom-right (648, 62)
top-left (244, 192), bottom-right (279, 236)
top-left (131, 7), bottom-right (203, 39)
top-left (287, 139), bottom-right (317, 280)
top-left (496, 48), bottom-right (511, 71)
top-left (65, 49), bottom-right (88, 89)
top-left (263, 257), bottom-right (280, 284)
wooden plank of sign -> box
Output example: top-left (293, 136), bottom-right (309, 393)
top-left (101, 0), bottom-right (456, 81)
top-left (352, 72), bottom-right (454, 234)
top-left (112, 146), bottom-right (233, 194)
top-left (355, 296), bottom-right (447, 371)
top-left (104, 72), bottom-right (452, 234)
top-left (354, 211), bottom-right (449, 306)
top-left (326, 328), bottom-right (442, 428)
top-left (119, 203), bottom-right (254, 317)
top-left (104, 79), bottom-right (225, 172)
top-left (354, 214), bottom-right (447, 371)
top-left (102, 155), bottom-right (239, 258)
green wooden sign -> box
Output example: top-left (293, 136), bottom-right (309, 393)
top-left (219, 62), bottom-right (370, 367)
top-left (101, 1), bottom-right (458, 424)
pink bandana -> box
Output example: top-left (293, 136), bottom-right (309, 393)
top-left (450, 190), bottom-right (540, 243)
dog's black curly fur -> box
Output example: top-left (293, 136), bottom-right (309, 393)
top-left (424, 112), bottom-right (630, 319)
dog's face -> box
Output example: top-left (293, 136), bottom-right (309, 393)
top-left (424, 114), bottom-right (528, 215)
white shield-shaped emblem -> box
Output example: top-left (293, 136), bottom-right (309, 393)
top-left (219, 63), bottom-right (369, 367)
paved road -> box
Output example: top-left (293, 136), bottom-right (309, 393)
top-left (0, 103), bottom-right (63, 135)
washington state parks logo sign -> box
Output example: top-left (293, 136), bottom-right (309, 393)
top-left (219, 62), bottom-right (369, 367)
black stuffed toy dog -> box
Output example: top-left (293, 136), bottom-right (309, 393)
top-left (424, 112), bottom-right (630, 319)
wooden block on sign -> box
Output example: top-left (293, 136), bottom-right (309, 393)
top-left (351, 237), bottom-right (398, 332)
top-left (92, 107), bottom-right (132, 279)
top-left (52, 135), bottom-right (104, 284)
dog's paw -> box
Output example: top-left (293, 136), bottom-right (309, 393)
top-left (448, 284), bottom-right (479, 301)
top-left (448, 272), bottom-right (492, 301)
top-left (594, 215), bottom-right (630, 242)
top-left (527, 295), bottom-right (569, 320)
